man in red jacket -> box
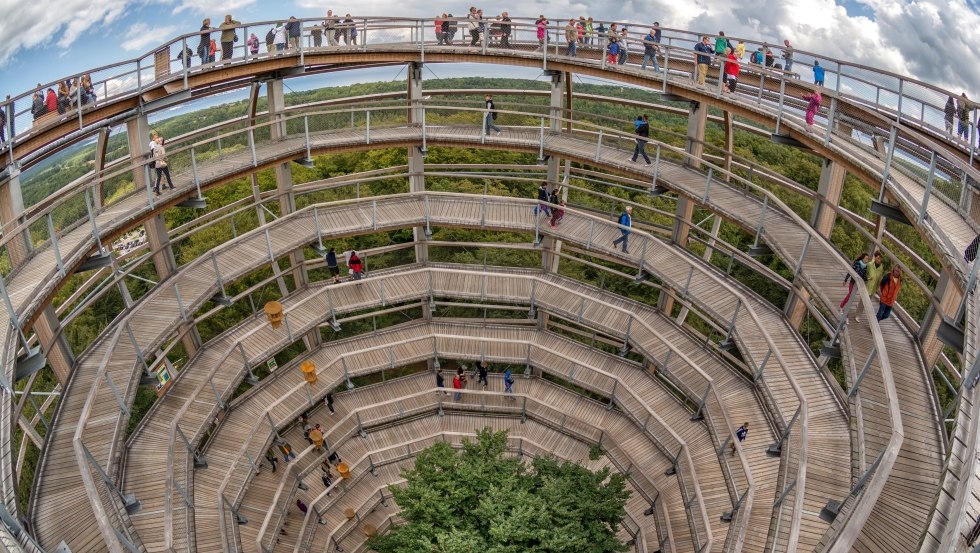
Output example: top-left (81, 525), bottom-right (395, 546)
top-left (876, 266), bottom-right (902, 322)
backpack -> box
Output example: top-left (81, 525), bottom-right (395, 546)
top-left (966, 234), bottom-right (980, 262)
top-left (751, 51), bottom-right (761, 64)
top-left (266, 28), bottom-right (275, 44)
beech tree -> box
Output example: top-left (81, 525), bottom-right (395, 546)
top-left (369, 427), bottom-right (630, 553)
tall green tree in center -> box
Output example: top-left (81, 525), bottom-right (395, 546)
top-left (369, 427), bottom-right (631, 553)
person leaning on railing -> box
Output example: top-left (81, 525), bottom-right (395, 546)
top-left (219, 14), bottom-right (241, 61)
top-left (197, 18), bottom-right (214, 64)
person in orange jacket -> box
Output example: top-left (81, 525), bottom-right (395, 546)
top-left (876, 266), bottom-right (902, 322)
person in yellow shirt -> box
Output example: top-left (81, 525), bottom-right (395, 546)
top-left (865, 251), bottom-right (885, 298)
top-left (219, 14), bottom-right (241, 60)
top-left (734, 40), bottom-right (746, 60)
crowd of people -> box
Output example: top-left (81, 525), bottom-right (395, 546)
top-left (839, 250), bottom-right (904, 323)
top-left (29, 74), bottom-right (96, 122)
top-left (436, 362), bottom-right (516, 400)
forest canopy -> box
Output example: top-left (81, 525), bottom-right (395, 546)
top-left (369, 427), bottom-right (631, 553)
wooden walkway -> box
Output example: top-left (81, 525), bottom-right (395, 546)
top-left (29, 195), bottom-right (839, 552)
top-left (19, 123), bottom-right (944, 552)
top-left (234, 371), bottom-right (669, 553)
top-left (134, 311), bottom-right (776, 553)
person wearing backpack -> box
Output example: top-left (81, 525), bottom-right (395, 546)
top-left (876, 266), bottom-right (903, 322)
top-left (612, 206), bottom-right (632, 253)
top-left (484, 94), bottom-right (502, 135)
top-left (265, 27), bottom-right (276, 53)
top-left (839, 253), bottom-right (869, 315)
top-left (630, 114), bottom-right (651, 164)
top-left (0, 103), bottom-right (6, 143)
top-left (246, 33), bottom-right (259, 56)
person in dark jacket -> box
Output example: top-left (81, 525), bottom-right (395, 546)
top-left (31, 89), bottom-right (47, 121)
top-left (630, 114), bottom-right (651, 164)
top-left (286, 16), bottom-right (301, 50)
top-left (839, 253), bottom-right (869, 314)
top-left (536, 181), bottom-right (551, 216)
top-left (326, 247), bottom-right (341, 283)
top-left (197, 18), bottom-right (214, 64)
top-left (499, 12), bottom-right (512, 48)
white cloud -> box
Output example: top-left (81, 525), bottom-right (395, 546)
top-left (170, 0), bottom-right (257, 16)
top-left (121, 23), bottom-right (180, 52)
top-left (0, 0), bottom-right (131, 66)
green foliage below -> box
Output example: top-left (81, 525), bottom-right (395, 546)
top-left (370, 427), bottom-right (630, 553)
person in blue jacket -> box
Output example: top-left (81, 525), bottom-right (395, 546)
top-left (612, 206), bottom-right (632, 253)
top-left (813, 60), bottom-right (825, 86)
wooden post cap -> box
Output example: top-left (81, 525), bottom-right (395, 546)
top-left (363, 523), bottom-right (377, 536)
top-left (337, 462), bottom-right (351, 479)
top-left (344, 507), bottom-right (355, 520)
top-left (264, 301), bottom-right (284, 329)
top-left (300, 360), bottom-right (317, 384)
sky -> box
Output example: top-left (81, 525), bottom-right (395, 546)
top-left (0, 0), bottom-right (977, 102)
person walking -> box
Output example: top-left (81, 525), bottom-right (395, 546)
top-left (694, 36), bottom-right (713, 87)
top-left (197, 18), bottom-right (214, 64)
top-left (865, 251), bottom-right (885, 298)
top-left (550, 200), bottom-right (565, 228)
top-left (731, 422), bottom-right (748, 455)
top-left (503, 369), bottom-right (515, 399)
top-left (535, 181), bottom-right (551, 217)
top-left (565, 19), bottom-right (578, 57)
top-left (296, 499), bottom-right (308, 516)
top-left (612, 206), bottom-right (632, 253)
top-left (641, 24), bottom-right (660, 71)
top-left (485, 94), bottom-right (502, 134)
top-left (958, 93), bottom-right (971, 142)
top-left (247, 33), bottom-right (260, 56)
top-left (876, 266), bottom-right (903, 322)
top-left (326, 247), bottom-right (341, 284)
top-left (265, 448), bottom-right (279, 473)
top-left (348, 251), bottom-right (363, 280)
top-left (278, 442), bottom-right (297, 462)
top-left (152, 136), bottom-right (174, 195)
top-left (630, 115), bottom-right (651, 164)
top-left (477, 361), bottom-right (489, 389)
top-left (617, 27), bottom-right (629, 64)
top-left (219, 14), bottom-right (241, 61)
top-left (803, 90), bottom-right (822, 132)
top-left (945, 96), bottom-right (957, 136)
top-left (325, 393), bottom-right (335, 414)
top-left (839, 253), bottom-right (869, 314)
top-left (436, 369), bottom-right (447, 395)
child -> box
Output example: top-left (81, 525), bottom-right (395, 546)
top-left (606, 37), bottom-right (620, 65)
top-left (247, 33), bottom-right (259, 56)
top-left (550, 200), bottom-right (565, 228)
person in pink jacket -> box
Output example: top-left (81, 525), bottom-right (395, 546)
top-left (536, 16), bottom-right (548, 50)
top-left (803, 90), bottom-right (822, 132)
